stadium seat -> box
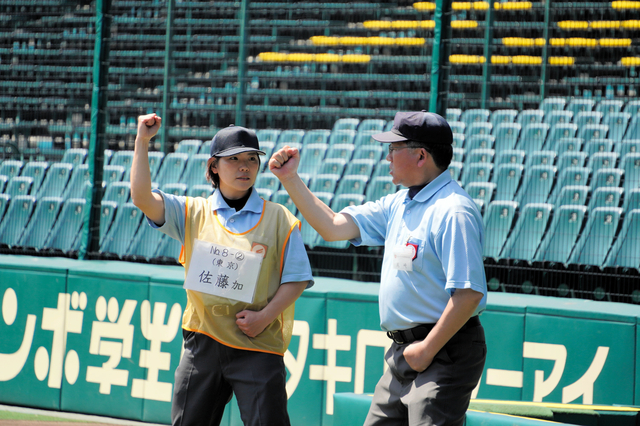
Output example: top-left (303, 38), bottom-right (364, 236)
top-left (336, 175), bottom-right (369, 196)
top-left (299, 192), bottom-right (333, 248)
top-left (309, 174), bottom-right (340, 193)
top-left (465, 148), bottom-right (495, 164)
top-left (452, 133), bottom-right (465, 149)
top-left (0, 160), bottom-right (24, 179)
top-left (110, 151), bottom-right (135, 179)
top-left (153, 152), bottom-right (189, 187)
top-left (514, 165), bottom-right (557, 206)
top-left (574, 111), bottom-right (602, 128)
top-left (255, 172), bottom-right (280, 194)
top-left (103, 182), bottom-right (131, 204)
top-left (596, 100), bottom-right (623, 115)
top-left (18, 196), bottom-right (64, 249)
top-left (0, 195), bottom-right (36, 247)
top-left (127, 220), bottom-right (166, 259)
top-left (623, 188), bottom-right (640, 212)
top-left (548, 166), bottom-right (590, 204)
top-left (298, 143), bottom-right (328, 175)
top-left (493, 123), bottom-right (521, 152)
top-left (256, 188), bottom-right (272, 200)
top-left (603, 112), bottom-right (631, 142)
top-left (623, 114), bottom-right (640, 140)
top-left (5, 176), bottom-right (34, 198)
top-left (62, 164), bottom-right (90, 200)
top-left (604, 209), bottom-right (640, 269)
top-left (162, 183), bottom-right (188, 196)
top-left (0, 175), bottom-right (7, 193)
top-left (525, 151), bottom-right (556, 168)
top-left (492, 163), bottom-right (524, 201)
top-left (271, 189), bottom-right (297, 215)
top-left (36, 163), bottom-right (73, 198)
top-left (556, 151), bottom-right (588, 171)
top-left (103, 149), bottom-right (113, 167)
top-left (516, 123), bottom-right (549, 154)
top-left (148, 151), bottom-right (165, 181)
top-left (357, 119), bottom-right (386, 133)
top-left (328, 130), bottom-right (356, 146)
top-left (588, 187), bottom-right (623, 211)
top-left (319, 158), bottom-right (347, 176)
top-left (501, 203), bottom-right (553, 262)
top-left (465, 122), bottom-right (492, 138)
top-left (460, 109), bottom-right (490, 126)
top-left (352, 145), bottom-right (385, 163)
top-left (461, 162), bottom-right (493, 186)
top-left (187, 184), bottom-right (213, 199)
top-left (100, 202), bottom-right (144, 256)
top-left (373, 160), bottom-right (391, 179)
top-left (534, 205), bottom-right (587, 264)
top-left (302, 129), bottom-right (331, 145)
top-left (180, 153), bottom-right (209, 187)
top-left (452, 148), bottom-right (464, 163)
top-left (566, 98), bottom-right (595, 116)
top-left (615, 140), bottom-right (640, 157)
top-left (449, 121), bottom-right (466, 135)
top-left (175, 139), bottom-right (202, 156)
top-left (516, 109), bottom-right (545, 126)
top-left (353, 131), bottom-right (378, 147)
top-left (568, 207), bottom-right (623, 267)
top-left (325, 143), bottom-right (355, 162)
top-left (483, 200), bottom-right (518, 259)
top-left (277, 129), bottom-right (306, 146)
top-left (577, 124), bottom-right (608, 143)
top-left (102, 165), bottom-right (125, 185)
top-left (465, 182), bottom-right (495, 206)
top-left (448, 162), bottom-right (462, 182)
top-left (43, 198), bottom-right (86, 252)
top-left (465, 135), bottom-right (494, 151)
top-left (199, 140), bottom-right (213, 155)
top-left (99, 200), bottom-right (118, 246)
top-left (332, 118), bottom-right (360, 132)
top-left (591, 168), bottom-right (623, 191)
top-left (344, 159), bottom-right (376, 178)
top-left (543, 110), bottom-right (573, 127)
top-left (587, 152), bottom-right (619, 173)
top-left (60, 148), bottom-right (87, 166)
top-left (256, 129), bottom-right (281, 144)
top-left (539, 97), bottom-right (566, 115)
top-left (0, 194), bottom-right (9, 222)
top-left (154, 234), bottom-right (183, 259)
top-left (315, 194), bottom-right (365, 249)
top-left (552, 137), bottom-right (583, 156)
top-left (545, 123), bottom-right (577, 150)
top-left (620, 153), bottom-right (640, 195)
top-left (365, 176), bottom-right (397, 201)
top-left (623, 100), bottom-right (640, 116)
top-left (495, 149), bottom-right (525, 166)
top-left (20, 161), bottom-right (48, 194)
top-left (554, 185), bottom-right (590, 208)
top-left (490, 109), bottom-right (518, 127)
top-left (446, 108), bottom-right (462, 122)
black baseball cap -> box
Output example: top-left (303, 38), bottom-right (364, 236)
top-left (210, 125), bottom-right (266, 157)
top-left (372, 111), bottom-right (453, 145)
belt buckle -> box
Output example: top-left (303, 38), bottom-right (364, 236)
top-left (387, 330), bottom-right (405, 345)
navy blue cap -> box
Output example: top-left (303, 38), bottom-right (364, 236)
top-left (210, 125), bottom-right (266, 157)
top-left (372, 111), bottom-right (453, 145)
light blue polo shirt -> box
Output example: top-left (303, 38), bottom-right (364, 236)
top-left (146, 187), bottom-right (314, 287)
top-left (341, 171), bottom-right (487, 331)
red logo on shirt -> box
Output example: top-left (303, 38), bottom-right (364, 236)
top-left (251, 242), bottom-right (268, 259)
top-left (406, 242), bottom-right (418, 260)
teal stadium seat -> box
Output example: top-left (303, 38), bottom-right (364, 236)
top-left (110, 151), bottom-right (135, 180)
top-left (490, 109), bottom-right (518, 127)
top-left (621, 153), bottom-right (640, 195)
top-left (586, 152), bottom-right (619, 173)
top-left (615, 140), bottom-right (640, 157)
top-left (452, 148), bottom-right (464, 163)
top-left (567, 98), bottom-right (595, 116)
top-left (0, 194), bottom-right (8, 221)
top-left (460, 109), bottom-right (490, 126)
top-left (353, 146), bottom-right (384, 162)
top-left (449, 121), bottom-right (465, 135)
top-left (5, 176), bottom-right (34, 197)
top-left (514, 165), bottom-right (557, 206)
top-left (180, 153), bottom-right (209, 187)
top-left (543, 110), bottom-right (573, 127)
top-left (588, 187), bottom-right (623, 211)
top-left (448, 162), bottom-right (462, 182)
top-left (102, 165), bottom-right (125, 185)
top-left (465, 135), bottom-right (494, 151)
top-left (574, 111), bottom-right (602, 127)
top-left (623, 114), bottom-right (640, 140)
top-left (255, 173), bottom-right (280, 196)
top-left (127, 220), bottom-right (166, 260)
top-left (333, 118), bottom-right (360, 132)
top-left (591, 168), bottom-right (623, 191)
top-left (452, 133), bottom-right (465, 149)
top-left (604, 209), bottom-right (640, 269)
top-left (552, 137), bottom-right (583, 155)
top-left (501, 203), bottom-right (553, 262)
top-left (549, 166), bottom-right (590, 204)
top-left (483, 200), bottom-right (518, 259)
top-left (0, 160), bottom-right (24, 179)
top-left (0, 195), bottom-right (36, 247)
top-left (153, 152), bottom-right (189, 187)
top-left (577, 124), bottom-right (608, 143)
top-left (492, 164), bottom-right (523, 201)
top-left (545, 124), bottom-right (577, 150)
top-left (199, 140), bottom-right (212, 156)
top-left (271, 190), bottom-right (297, 215)
top-left (465, 122), bottom-right (492, 138)
top-left (623, 188), bottom-right (640, 211)
top-left (557, 151), bottom-right (587, 170)
top-left (187, 185), bottom-right (213, 199)
top-left (461, 163), bottom-right (493, 186)
top-left (43, 198), bottom-right (86, 252)
top-left (357, 119), bottom-right (386, 133)
top-left (493, 123), bottom-right (521, 152)
top-left (37, 163), bottom-right (73, 198)
top-left (603, 112), bottom-right (631, 141)
top-left (298, 143), bottom-right (328, 175)
top-left (516, 109), bottom-right (544, 126)
top-left (309, 174), bottom-right (340, 194)
top-left (19, 196), bottom-right (64, 249)
top-left (60, 148), bottom-right (87, 166)
top-left (103, 149), bottom-right (113, 167)
top-left (554, 185), bottom-right (590, 208)
top-left (596, 100), bottom-right (623, 115)
top-left (103, 182), bottom-right (131, 204)
top-left (328, 130), bottom-right (356, 146)
top-left (344, 159), bottom-right (376, 178)
top-left (568, 207), bottom-right (623, 267)
top-left (20, 161), bottom-right (49, 194)
top-left (623, 100), bottom-right (640, 116)
top-left (162, 183), bottom-right (188, 196)
top-left (154, 234), bottom-right (183, 259)
top-left (0, 175), bottom-right (7, 193)
top-left (539, 97), bottom-right (567, 116)
top-left (336, 175), bottom-right (368, 196)
top-left (99, 200), bottom-right (118, 247)
top-left (175, 139), bottom-right (202, 156)
top-left (316, 194), bottom-right (365, 249)
top-left (353, 131), bottom-right (378, 147)
top-left (366, 176), bottom-right (397, 201)
top-left (373, 160), bottom-right (391, 179)
top-left (319, 158), bottom-right (347, 176)
top-left (446, 108), bottom-right (462, 122)
top-left (148, 151), bottom-right (165, 181)
top-left (465, 182), bottom-right (495, 206)
top-left (62, 164), bottom-right (90, 200)
top-left (465, 148), bottom-right (494, 164)
top-left (256, 129), bottom-right (282, 144)
top-left (302, 129), bottom-right (331, 145)
top-left (516, 123), bottom-right (549, 154)
top-left (100, 202), bottom-right (144, 256)
top-left (525, 151), bottom-right (556, 168)
top-left (278, 130), bottom-right (306, 146)
top-left (495, 149), bottom-right (525, 165)
top-left (534, 205), bottom-right (587, 264)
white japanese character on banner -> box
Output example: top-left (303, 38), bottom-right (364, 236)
top-left (0, 288), bottom-right (37, 381)
top-left (34, 292), bottom-right (86, 388)
top-left (131, 300), bottom-right (182, 402)
top-left (86, 296), bottom-right (137, 394)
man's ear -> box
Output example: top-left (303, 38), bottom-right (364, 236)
top-left (416, 148), bottom-right (429, 167)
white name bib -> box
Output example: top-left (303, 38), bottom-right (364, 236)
top-left (184, 238), bottom-right (263, 303)
top-left (392, 245), bottom-right (415, 271)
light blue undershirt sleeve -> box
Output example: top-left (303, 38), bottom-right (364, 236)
top-left (281, 226), bottom-right (314, 288)
top-left (145, 189), bottom-right (186, 244)
top-left (341, 197), bottom-right (391, 247)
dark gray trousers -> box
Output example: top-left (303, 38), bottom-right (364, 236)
top-left (171, 330), bottom-right (291, 426)
top-left (364, 323), bottom-right (486, 426)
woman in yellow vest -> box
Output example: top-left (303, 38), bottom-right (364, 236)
top-left (131, 113), bottom-right (313, 426)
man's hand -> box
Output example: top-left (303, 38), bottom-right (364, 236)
top-left (269, 146), bottom-right (301, 181)
top-left (403, 340), bottom-right (435, 372)
top-left (236, 309), bottom-right (271, 338)
top-left (136, 113), bottom-right (162, 144)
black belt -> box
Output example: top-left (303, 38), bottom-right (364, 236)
top-left (386, 316), bottom-right (481, 345)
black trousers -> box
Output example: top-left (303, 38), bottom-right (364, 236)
top-left (364, 323), bottom-right (487, 426)
top-left (171, 330), bottom-right (291, 426)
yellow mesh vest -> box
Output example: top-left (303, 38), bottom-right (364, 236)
top-left (180, 195), bottom-right (301, 355)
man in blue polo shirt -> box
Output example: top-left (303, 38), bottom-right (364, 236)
top-left (270, 111), bottom-right (487, 426)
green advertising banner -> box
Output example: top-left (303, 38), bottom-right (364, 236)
top-left (1, 255), bottom-right (640, 426)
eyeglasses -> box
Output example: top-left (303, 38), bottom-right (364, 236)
top-left (388, 144), bottom-right (423, 155)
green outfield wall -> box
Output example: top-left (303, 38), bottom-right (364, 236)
top-left (0, 255), bottom-right (638, 425)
